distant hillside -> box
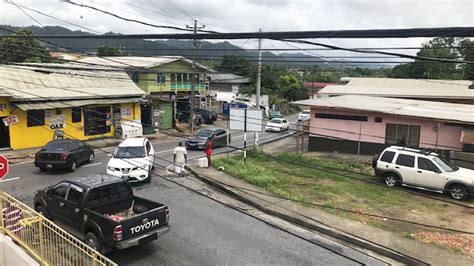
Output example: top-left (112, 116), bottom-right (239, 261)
top-left (0, 25), bottom-right (388, 68)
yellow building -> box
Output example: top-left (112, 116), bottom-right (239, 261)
top-left (0, 64), bottom-right (145, 150)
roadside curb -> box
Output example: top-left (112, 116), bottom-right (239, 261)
top-left (186, 165), bottom-right (427, 265)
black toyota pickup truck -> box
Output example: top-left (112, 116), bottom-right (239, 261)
top-left (34, 174), bottom-right (170, 253)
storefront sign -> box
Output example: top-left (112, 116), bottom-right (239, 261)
top-left (49, 115), bottom-right (66, 130)
top-left (2, 115), bottom-right (19, 127)
top-left (121, 107), bottom-right (132, 117)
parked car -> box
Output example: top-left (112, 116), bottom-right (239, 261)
top-left (265, 118), bottom-right (290, 132)
top-left (106, 138), bottom-right (155, 183)
top-left (176, 110), bottom-right (203, 125)
top-left (197, 108), bottom-right (218, 124)
top-left (268, 110), bottom-right (283, 120)
top-left (372, 146), bottom-right (474, 200)
top-left (34, 139), bottom-right (95, 172)
top-left (185, 128), bottom-right (230, 149)
top-left (298, 110), bottom-right (310, 122)
top-left (34, 175), bottom-right (170, 253)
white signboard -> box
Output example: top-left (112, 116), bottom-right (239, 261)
top-left (49, 115), bottom-right (66, 130)
top-left (2, 115), bottom-right (19, 126)
top-left (229, 108), bottom-right (263, 132)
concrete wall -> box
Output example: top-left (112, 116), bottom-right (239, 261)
top-left (0, 234), bottom-right (39, 266)
top-left (309, 108), bottom-right (464, 151)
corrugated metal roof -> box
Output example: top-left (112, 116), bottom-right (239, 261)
top-left (207, 73), bottom-right (250, 84)
top-left (318, 77), bottom-right (474, 99)
top-left (0, 64), bottom-right (145, 102)
top-left (76, 56), bottom-right (215, 72)
top-left (15, 97), bottom-right (143, 111)
top-left (293, 95), bottom-right (474, 124)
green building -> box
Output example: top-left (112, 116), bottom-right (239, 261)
top-left (78, 56), bottom-right (213, 131)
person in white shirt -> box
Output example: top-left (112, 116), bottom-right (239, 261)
top-left (173, 142), bottom-right (187, 177)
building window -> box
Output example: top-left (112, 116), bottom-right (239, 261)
top-left (157, 74), bottom-right (166, 83)
top-left (27, 110), bottom-right (45, 127)
top-left (374, 117), bottom-right (383, 123)
top-left (385, 123), bottom-right (420, 147)
top-left (177, 74), bottom-right (182, 82)
top-left (171, 73), bottom-right (176, 82)
top-left (132, 73), bottom-right (139, 83)
top-left (315, 113), bottom-right (368, 122)
top-left (71, 107), bottom-right (82, 123)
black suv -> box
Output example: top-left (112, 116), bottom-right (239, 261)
top-left (34, 139), bottom-right (95, 172)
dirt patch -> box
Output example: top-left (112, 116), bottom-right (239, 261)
top-left (413, 232), bottom-right (474, 256)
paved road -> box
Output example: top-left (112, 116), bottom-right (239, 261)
top-left (1, 115), bottom-right (384, 265)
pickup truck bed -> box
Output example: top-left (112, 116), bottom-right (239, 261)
top-left (34, 174), bottom-right (170, 253)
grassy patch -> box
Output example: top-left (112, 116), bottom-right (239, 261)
top-left (214, 151), bottom-right (451, 229)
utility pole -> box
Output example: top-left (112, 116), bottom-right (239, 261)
top-left (255, 28), bottom-right (262, 148)
top-left (187, 20), bottom-right (205, 132)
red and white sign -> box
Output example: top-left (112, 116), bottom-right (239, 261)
top-left (2, 115), bottom-right (19, 127)
top-left (0, 155), bottom-right (8, 180)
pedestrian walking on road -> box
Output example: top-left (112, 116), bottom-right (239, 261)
top-left (173, 142), bottom-right (187, 177)
top-left (205, 139), bottom-right (213, 168)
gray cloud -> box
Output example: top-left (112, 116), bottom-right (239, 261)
top-left (1, 0), bottom-right (473, 58)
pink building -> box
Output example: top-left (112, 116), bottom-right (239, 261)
top-left (293, 95), bottom-right (474, 155)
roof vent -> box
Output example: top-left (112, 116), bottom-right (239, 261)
top-left (469, 81), bottom-right (474, 90)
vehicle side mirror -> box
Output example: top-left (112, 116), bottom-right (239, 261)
top-left (107, 153), bottom-right (112, 157)
top-left (434, 168), bottom-right (442, 174)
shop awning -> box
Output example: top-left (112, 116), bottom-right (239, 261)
top-left (14, 97), bottom-right (144, 111)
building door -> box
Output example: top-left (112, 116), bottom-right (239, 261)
top-left (84, 106), bottom-right (111, 136)
top-left (159, 102), bottom-right (173, 129)
top-left (0, 117), bottom-right (10, 148)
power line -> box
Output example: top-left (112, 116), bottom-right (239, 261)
top-left (11, 27), bottom-right (474, 40)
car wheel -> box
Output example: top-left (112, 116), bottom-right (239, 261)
top-left (85, 232), bottom-right (101, 253)
top-left (384, 173), bottom-right (399, 187)
top-left (448, 184), bottom-right (467, 200)
top-left (88, 153), bottom-right (95, 163)
top-left (70, 160), bottom-right (77, 172)
top-left (39, 167), bottom-right (48, 172)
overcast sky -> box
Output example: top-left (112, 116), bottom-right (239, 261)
top-left (1, 0), bottom-right (473, 59)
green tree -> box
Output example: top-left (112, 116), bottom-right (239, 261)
top-left (216, 54), bottom-right (253, 77)
top-left (459, 39), bottom-right (474, 80)
top-left (0, 29), bottom-right (51, 63)
top-left (278, 74), bottom-right (307, 101)
top-left (97, 45), bottom-right (124, 56)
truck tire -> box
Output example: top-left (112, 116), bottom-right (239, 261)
top-left (35, 205), bottom-right (51, 220)
top-left (383, 173), bottom-right (399, 187)
top-left (447, 184), bottom-right (468, 201)
top-left (85, 232), bottom-right (102, 253)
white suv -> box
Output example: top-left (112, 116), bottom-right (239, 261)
top-left (373, 146), bottom-right (474, 200)
top-left (106, 138), bottom-right (155, 183)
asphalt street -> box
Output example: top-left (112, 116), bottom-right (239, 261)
top-left (0, 115), bottom-right (384, 265)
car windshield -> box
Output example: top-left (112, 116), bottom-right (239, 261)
top-left (195, 129), bottom-right (213, 138)
top-left (270, 119), bottom-right (282, 124)
top-left (302, 110), bottom-right (310, 114)
top-left (433, 156), bottom-right (459, 172)
top-left (44, 141), bottom-right (70, 151)
top-left (114, 146), bottom-right (146, 158)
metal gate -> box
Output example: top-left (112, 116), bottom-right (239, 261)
top-left (0, 191), bottom-right (117, 266)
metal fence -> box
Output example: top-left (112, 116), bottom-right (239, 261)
top-left (0, 191), bottom-right (117, 266)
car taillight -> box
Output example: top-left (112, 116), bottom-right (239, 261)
top-left (59, 153), bottom-right (68, 160)
top-left (165, 208), bottom-right (170, 223)
top-left (113, 225), bottom-right (122, 241)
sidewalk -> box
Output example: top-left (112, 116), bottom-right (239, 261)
top-left (187, 158), bottom-right (473, 265)
top-left (1, 131), bottom-right (170, 164)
